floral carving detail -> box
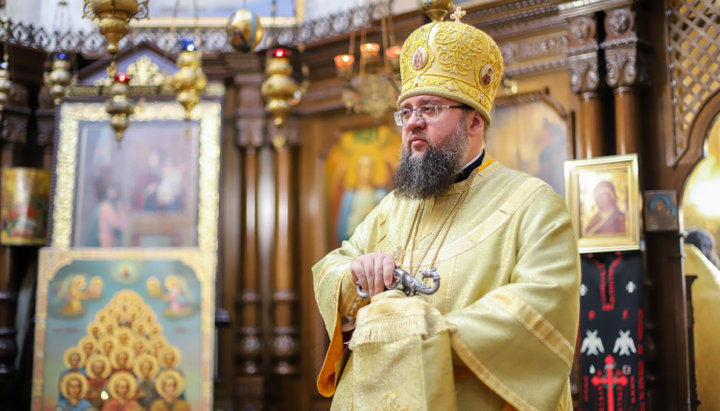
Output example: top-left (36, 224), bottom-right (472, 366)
top-left (434, 24), bottom-right (484, 75)
top-left (585, 63), bottom-right (600, 91)
top-left (501, 43), bottom-right (517, 64)
top-left (585, 64), bottom-right (600, 91)
top-left (623, 57), bottom-right (638, 85)
top-left (608, 9), bottom-right (631, 36)
top-left (606, 60), bottom-right (620, 87)
top-left (570, 69), bottom-right (582, 93)
top-left (570, 17), bottom-right (592, 43)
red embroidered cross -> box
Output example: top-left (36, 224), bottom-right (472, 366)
top-left (591, 355), bottom-right (628, 411)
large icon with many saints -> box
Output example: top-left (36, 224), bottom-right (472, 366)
top-left (32, 248), bottom-right (215, 411)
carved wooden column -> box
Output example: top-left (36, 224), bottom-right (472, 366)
top-left (35, 87), bottom-right (57, 170)
top-left (0, 84), bottom-right (30, 382)
top-left (238, 117), bottom-right (264, 377)
top-left (233, 66), bottom-right (269, 411)
top-left (271, 123), bottom-right (299, 376)
top-left (602, 6), bottom-right (648, 155)
top-left (566, 15), bottom-right (606, 159)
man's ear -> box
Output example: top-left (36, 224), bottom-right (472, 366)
top-left (467, 111), bottom-right (485, 138)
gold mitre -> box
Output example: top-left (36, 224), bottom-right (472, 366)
top-left (397, 7), bottom-right (503, 125)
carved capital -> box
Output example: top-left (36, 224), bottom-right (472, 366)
top-left (1, 111), bottom-right (29, 144)
top-left (568, 55), bottom-right (600, 94)
top-left (566, 14), bottom-right (602, 94)
top-left (37, 118), bottom-right (56, 148)
top-left (7, 84), bottom-right (29, 109)
top-left (38, 86), bottom-right (56, 110)
top-left (268, 118), bottom-right (301, 148)
top-left (605, 48), bottom-right (647, 88)
top-left (601, 7), bottom-right (649, 89)
top-left (236, 117), bottom-right (265, 148)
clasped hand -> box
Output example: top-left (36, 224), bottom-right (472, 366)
top-left (351, 252), bottom-right (396, 298)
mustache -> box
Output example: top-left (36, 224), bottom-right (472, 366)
top-left (407, 132), bottom-right (429, 145)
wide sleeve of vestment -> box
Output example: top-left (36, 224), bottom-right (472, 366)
top-left (312, 194), bottom-right (393, 397)
top-left (445, 185), bottom-right (580, 411)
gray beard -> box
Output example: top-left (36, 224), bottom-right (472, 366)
top-left (392, 121), bottom-right (469, 199)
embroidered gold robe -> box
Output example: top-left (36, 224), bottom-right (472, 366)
top-left (313, 158), bottom-right (581, 411)
top-left (684, 244), bottom-right (720, 411)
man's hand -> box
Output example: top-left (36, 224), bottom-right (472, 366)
top-left (351, 253), bottom-right (396, 298)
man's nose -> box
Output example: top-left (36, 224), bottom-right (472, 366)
top-left (404, 109), bottom-right (425, 129)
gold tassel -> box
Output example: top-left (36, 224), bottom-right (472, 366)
top-left (349, 295), bottom-right (456, 349)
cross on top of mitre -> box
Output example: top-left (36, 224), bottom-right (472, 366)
top-left (450, 6), bottom-right (466, 23)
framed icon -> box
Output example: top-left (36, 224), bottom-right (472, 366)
top-left (564, 154), bottom-right (641, 253)
top-left (49, 101), bottom-right (220, 253)
top-left (32, 248), bottom-right (216, 411)
top-left (644, 190), bottom-right (679, 232)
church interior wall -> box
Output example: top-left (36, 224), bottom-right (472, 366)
top-left (3, 0), bottom-right (720, 410)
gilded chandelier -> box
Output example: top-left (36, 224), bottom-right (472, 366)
top-left (83, 0), bottom-right (150, 56)
top-left (334, 1), bottom-right (401, 121)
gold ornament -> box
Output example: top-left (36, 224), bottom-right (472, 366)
top-left (226, 9), bottom-right (264, 53)
top-left (0, 19), bottom-right (11, 112)
top-left (83, 0), bottom-right (150, 55)
top-left (397, 6), bottom-right (504, 125)
top-left (105, 73), bottom-right (135, 141)
top-left (170, 39), bottom-right (207, 121)
top-left (0, 62), bottom-right (11, 112)
top-left (44, 53), bottom-right (73, 105)
top-left (419, 0), bottom-right (455, 23)
top-left (261, 48), bottom-right (299, 128)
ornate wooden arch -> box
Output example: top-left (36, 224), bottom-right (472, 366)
top-left (677, 88), bottom-right (720, 200)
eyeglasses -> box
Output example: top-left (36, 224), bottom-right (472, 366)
top-left (393, 104), bottom-right (466, 127)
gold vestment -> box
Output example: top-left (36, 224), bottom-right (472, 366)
top-left (684, 244), bottom-right (720, 410)
top-left (313, 158), bottom-right (580, 411)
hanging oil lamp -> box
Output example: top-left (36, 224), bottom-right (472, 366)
top-left (261, 48), bottom-right (299, 129)
top-left (170, 38), bottom-right (207, 121)
top-left (83, 0), bottom-right (150, 55)
top-left (0, 18), bottom-right (11, 112)
top-left (385, 46), bottom-right (401, 74)
top-left (0, 61), bottom-right (11, 112)
top-left (44, 53), bottom-right (73, 105)
top-left (105, 72), bottom-right (135, 141)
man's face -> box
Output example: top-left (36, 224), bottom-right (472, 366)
top-left (104, 342), bottom-right (113, 353)
top-left (393, 95), bottom-right (471, 199)
top-left (163, 378), bottom-right (177, 396)
top-left (118, 352), bottom-right (128, 366)
top-left (92, 361), bottom-right (105, 376)
top-left (83, 343), bottom-right (94, 355)
top-left (141, 361), bottom-right (152, 377)
top-left (164, 353), bottom-right (174, 366)
top-left (70, 354), bottom-right (80, 368)
top-left (399, 95), bottom-right (467, 159)
top-left (68, 379), bottom-right (81, 398)
top-left (117, 380), bottom-right (129, 397)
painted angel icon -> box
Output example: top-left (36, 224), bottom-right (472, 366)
top-left (146, 275), bottom-right (196, 317)
top-left (53, 274), bottom-right (103, 316)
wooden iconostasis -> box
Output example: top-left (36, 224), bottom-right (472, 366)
top-left (3, 1), bottom-right (720, 411)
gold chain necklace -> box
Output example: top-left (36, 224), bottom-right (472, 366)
top-left (396, 168), bottom-right (479, 277)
